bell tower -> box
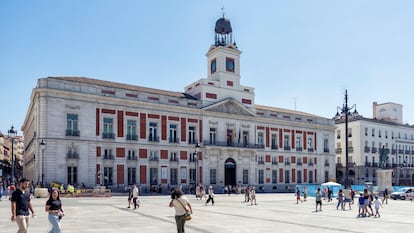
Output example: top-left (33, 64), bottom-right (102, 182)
top-left (185, 14), bottom-right (255, 110)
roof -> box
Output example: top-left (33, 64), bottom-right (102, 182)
top-left (47, 76), bottom-right (192, 99)
top-left (254, 104), bottom-right (323, 118)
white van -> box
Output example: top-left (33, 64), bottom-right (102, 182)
top-left (390, 187), bottom-right (414, 200)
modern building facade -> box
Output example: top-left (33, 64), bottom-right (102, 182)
top-left (335, 102), bottom-right (414, 186)
top-left (22, 16), bottom-right (336, 192)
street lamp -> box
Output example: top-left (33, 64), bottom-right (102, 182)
top-left (39, 139), bottom-right (46, 187)
top-left (335, 90), bottom-right (358, 187)
top-left (194, 143), bottom-right (201, 187)
top-left (8, 126), bottom-right (17, 184)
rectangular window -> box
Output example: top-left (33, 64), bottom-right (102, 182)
top-left (104, 167), bottom-right (113, 185)
top-left (324, 171), bottom-right (329, 182)
top-left (103, 118), bottom-right (114, 138)
top-left (308, 170), bottom-right (313, 183)
top-left (150, 168), bottom-right (158, 185)
top-left (189, 168), bottom-right (196, 185)
top-left (284, 135), bottom-right (290, 150)
top-left (127, 120), bottom-right (137, 140)
top-left (127, 168), bottom-right (136, 185)
top-left (210, 169), bottom-right (216, 184)
top-left (209, 128), bottom-right (216, 145)
top-left (242, 131), bottom-right (249, 147)
top-left (258, 132), bottom-right (264, 146)
top-left (188, 126), bottom-right (196, 144)
top-left (243, 169), bottom-right (249, 184)
top-left (337, 129), bottom-right (341, 139)
top-left (297, 170), bottom-right (302, 183)
top-left (323, 138), bottom-right (329, 153)
top-left (169, 124), bottom-right (178, 143)
top-left (271, 134), bottom-right (278, 149)
top-left (127, 150), bottom-right (136, 160)
top-left (272, 170), bottom-right (277, 184)
top-left (284, 170), bottom-right (290, 183)
top-left (149, 122), bottom-right (158, 142)
top-left (296, 136), bottom-right (302, 150)
top-left (66, 114), bottom-right (79, 136)
top-left (67, 166), bottom-right (77, 184)
top-left (258, 170), bottom-right (264, 184)
top-left (170, 168), bottom-right (178, 185)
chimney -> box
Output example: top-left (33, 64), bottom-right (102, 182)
top-left (372, 102), bottom-right (377, 119)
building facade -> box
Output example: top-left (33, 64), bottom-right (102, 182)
top-left (335, 102), bottom-right (414, 186)
top-left (22, 16), bottom-right (335, 192)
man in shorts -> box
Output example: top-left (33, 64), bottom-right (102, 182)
top-left (315, 188), bottom-right (322, 212)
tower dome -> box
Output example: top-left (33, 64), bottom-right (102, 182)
top-left (215, 17), bottom-right (232, 35)
top-left (214, 16), bottom-right (235, 47)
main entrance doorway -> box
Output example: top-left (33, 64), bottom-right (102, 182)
top-left (224, 158), bottom-right (236, 185)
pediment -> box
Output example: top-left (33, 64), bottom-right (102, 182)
top-left (203, 99), bottom-right (255, 116)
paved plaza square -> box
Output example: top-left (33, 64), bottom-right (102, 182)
top-left (1, 193), bottom-right (413, 233)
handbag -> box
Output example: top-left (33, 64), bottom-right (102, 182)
top-left (177, 199), bottom-right (192, 221)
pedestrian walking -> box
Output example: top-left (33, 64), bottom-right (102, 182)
top-left (382, 188), bottom-right (389, 204)
top-left (303, 187), bottom-right (307, 201)
top-left (336, 189), bottom-right (344, 210)
top-left (296, 187), bottom-right (302, 204)
top-left (315, 188), bottom-right (322, 212)
top-left (132, 184), bottom-right (140, 209)
top-left (250, 187), bottom-right (257, 205)
top-left (45, 188), bottom-right (64, 233)
top-left (169, 189), bottom-right (193, 233)
top-left (127, 186), bottom-right (133, 208)
top-left (10, 178), bottom-right (36, 233)
top-left (344, 186), bottom-right (352, 210)
top-left (373, 196), bottom-right (383, 217)
top-left (205, 186), bottom-right (215, 206)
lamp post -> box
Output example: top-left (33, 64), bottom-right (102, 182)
top-left (8, 126), bottom-right (17, 184)
top-left (194, 143), bottom-right (201, 187)
top-left (39, 139), bottom-right (46, 187)
top-left (335, 90), bottom-right (358, 187)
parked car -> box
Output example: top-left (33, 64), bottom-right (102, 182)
top-left (390, 187), bottom-right (414, 200)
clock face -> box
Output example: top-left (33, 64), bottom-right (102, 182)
top-left (211, 60), bottom-right (216, 73)
top-left (226, 58), bottom-right (234, 72)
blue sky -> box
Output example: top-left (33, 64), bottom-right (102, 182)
top-left (1, 0), bottom-right (414, 135)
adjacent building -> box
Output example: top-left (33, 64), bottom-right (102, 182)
top-left (335, 102), bottom-right (414, 186)
top-left (22, 16), bottom-right (336, 192)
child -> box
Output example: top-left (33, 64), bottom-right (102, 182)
top-left (373, 196), bottom-right (383, 217)
top-left (358, 194), bottom-right (365, 217)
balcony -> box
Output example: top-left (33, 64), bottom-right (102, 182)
top-left (148, 135), bottom-right (160, 142)
top-left (149, 156), bottom-right (159, 161)
top-left (371, 147), bottom-right (377, 153)
top-left (364, 147), bottom-right (370, 153)
top-left (296, 147), bottom-right (303, 152)
top-left (258, 160), bottom-right (265, 165)
top-left (127, 155), bottom-right (137, 160)
top-left (271, 144), bottom-right (278, 150)
top-left (65, 129), bottom-right (80, 137)
top-left (284, 161), bottom-right (291, 165)
top-left (365, 162), bottom-right (372, 167)
top-left (102, 132), bottom-right (115, 139)
top-left (202, 140), bottom-right (265, 149)
top-left (271, 161), bottom-right (278, 165)
top-left (189, 157), bottom-right (197, 162)
top-left (323, 148), bottom-right (329, 153)
top-left (324, 162), bottom-right (329, 166)
top-left (284, 146), bottom-right (291, 151)
top-left (169, 138), bottom-right (180, 143)
top-left (170, 157), bottom-right (179, 162)
top-left (391, 149), bottom-right (397, 155)
top-left (335, 148), bottom-right (342, 154)
top-left (308, 162), bottom-right (314, 166)
top-left (373, 162), bottom-right (378, 167)
top-left (126, 134), bottom-right (138, 141)
top-left (405, 150), bottom-right (410, 154)
top-left (348, 147), bottom-right (354, 153)
top-left (307, 148), bottom-right (314, 152)
top-left (103, 154), bottom-right (114, 160)
top-left (399, 149), bottom-right (404, 154)
top-left (66, 152), bottom-right (79, 159)
top-left (297, 161), bottom-right (303, 166)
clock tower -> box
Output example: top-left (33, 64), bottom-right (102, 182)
top-left (185, 15), bottom-right (255, 109)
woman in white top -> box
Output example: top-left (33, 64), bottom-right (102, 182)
top-left (169, 189), bottom-right (192, 233)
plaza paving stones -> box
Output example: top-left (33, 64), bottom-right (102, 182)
top-left (1, 193), bottom-right (413, 233)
